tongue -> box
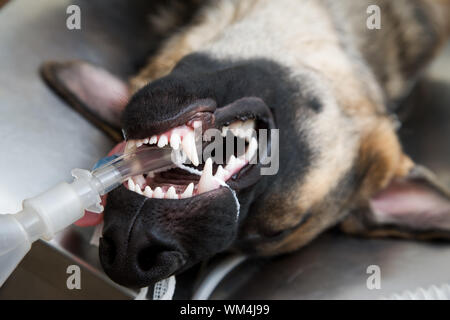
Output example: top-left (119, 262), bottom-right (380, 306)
top-left (75, 141), bottom-right (126, 227)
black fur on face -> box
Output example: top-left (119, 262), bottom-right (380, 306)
top-left (100, 54), bottom-right (318, 288)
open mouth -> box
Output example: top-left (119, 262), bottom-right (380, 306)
top-left (123, 117), bottom-right (262, 199)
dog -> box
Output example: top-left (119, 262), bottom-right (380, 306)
top-left (41, 0), bottom-right (450, 289)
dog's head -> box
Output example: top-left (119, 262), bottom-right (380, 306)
top-left (98, 55), bottom-right (450, 288)
top-left (41, 0), bottom-right (450, 289)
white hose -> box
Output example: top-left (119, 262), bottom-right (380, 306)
top-left (192, 254), bottom-right (247, 300)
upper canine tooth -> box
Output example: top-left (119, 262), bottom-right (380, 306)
top-left (181, 182), bottom-right (194, 198)
top-left (153, 187), bottom-right (164, 198)
top-left (165, 186), bottom-right (178, 199)
top-left (157, 135), bottom-right (168, 147)
top-left (170, 132), bottom-right (181, 150)
top-left (149, 135), bottom-right (158, 144)
top-left (198, 158), bottom-right (220, 194)
top-left (144, 186), bottom-right (153, 198)
top-left (181, 130), bottom-right (199, 166)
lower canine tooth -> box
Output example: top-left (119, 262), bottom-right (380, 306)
top-left (153, 187), bottom-right (164, 198)
top-left (198, 158), bottom-right (220, 194)
top-left (181, 183), bottom-right (194, 198)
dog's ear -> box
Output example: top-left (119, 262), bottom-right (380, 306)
top-left (341, 162), bottom-right (450, 240)
top-left (40, 60), bottom-right (130, 141)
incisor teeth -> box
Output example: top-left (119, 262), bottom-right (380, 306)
top-left (181, 130), bottom-right (199, 166)
top-left (144, 186), bottom-right (153, 198)
top-left (157, 135), bottom-right (168, 147)
top-left (153, 187), bottom-right (164, 199)
top-left (127, 179), bottom-right (135, 191)
top-left (135, 186), bottom-right (143, 195)
top-left (170, 133), bottom-right (181, 150)
top-left (198, 158), bottom-right (220, 194)
top-left (149, 135), bottom-right (157, 144)
top-left (181, 183), bottom-right (194, 199)
top-left (165, 186), bottom-right (178, 199)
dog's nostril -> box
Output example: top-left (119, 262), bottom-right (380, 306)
top-left (99, 236), bottom-right (117, 266)
top-left (137, 245), bottom-right (170, 271)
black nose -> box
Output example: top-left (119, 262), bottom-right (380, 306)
top-left (99, 230), bottom-right (185, 288)
top-left (99, 186), bottom-right (238, 288)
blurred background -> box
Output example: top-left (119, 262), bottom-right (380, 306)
top-left (0, 0), bottom-right (450, 299)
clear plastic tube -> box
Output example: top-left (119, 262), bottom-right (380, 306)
top-left (0, 146), bottom-right (175, 286)
top-left (91, 146), bottom-right (174, 195)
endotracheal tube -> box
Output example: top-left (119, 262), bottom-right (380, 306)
top-left (0, 147), bottom-right (174, 286)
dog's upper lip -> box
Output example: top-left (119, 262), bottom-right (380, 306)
top-left (214, 97), bottom-right (276, 129)
top-left (122, 98), bottom-right (217, 139)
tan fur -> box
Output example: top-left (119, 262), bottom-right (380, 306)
top-left (130, 0), bottom-right (259, 93)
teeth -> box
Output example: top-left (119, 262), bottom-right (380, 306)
top-left (221, 126), bottom-right (229, 137)
top-left (149, 135), bottom-right (157, 144)
top-left (215, 165), bottom-right (229, 181)
top-left (165, 186), bottom-right (178, 199)
top-left (143, 138), bottom-right (149, 144)
top-left (225, 154), bottom-right (246, 174)
top-left (153, 187), bottom-right (164, 199)
top-left (198, 158), bottom-right (220, 194)
top-left (242, 120), bottom-right (255, 139)
top-left (132, 175), bottom-right (146, 187)
top-left (170, 132), bottom-right (181, 150)
top-left (135, 186), bottom-right (143, 195)
top-left (144, 186), bottom-right (153, 197)
top-left (127, 179), bottom-right (135, 192)
top-left (157, 135), bottom-right (168, 148)
top-left (181, 130), bottom-right (199, 166)
top-left (125, 141), bottom-right (137, 154)
top-left (181, 183), bottom-right (194, 199)
top-left (246, 137), bottom-right (258, 161)
top-left (229, 121), bottom-right (243, 137)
